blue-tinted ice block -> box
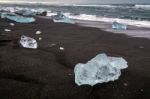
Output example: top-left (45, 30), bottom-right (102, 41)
top-left (52, 12), bottom-right (75, 24)
top-left (5, 14), bottom-right (35, 23)
top-left (112, 22), bottom-right (127, 30)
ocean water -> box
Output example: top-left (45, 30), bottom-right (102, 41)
top-left (1, 4), bottom-right (150, 28)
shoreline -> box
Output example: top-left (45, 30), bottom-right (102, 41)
top-left (0, 17), bottom-right (150, 99)
top-left (73, 19), bottom-right (150, 39)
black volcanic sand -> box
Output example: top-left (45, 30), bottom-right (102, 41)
top-left (0, 17), bottom-right (150, 99)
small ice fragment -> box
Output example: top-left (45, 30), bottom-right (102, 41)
top-left (74, 53), bottom-right (128, 86)
top-left (49, 43), bottom-right (56, 47)
top-left (36, 31), bottom-right (42, 35)
top-left (140, 89), bottom-right (144, 92)
top-left (68, 73), bottom-right (72, 76)
top-left (59, 47), bottom-right (64, 50)
top-left (9, 23), bottom-right (15, 26)
top-left (51, 43), bottom-right (56, 46)
top-left (39, 37), bottom-right (42, 40)
top-left (139, 46), bottom-right (144, 49)
top-left (20, 35), bottom-right (38, 49)
top-left (112, 21), bottom-right (127, 30)
top-left (123, 83), bottom-right (128, 87)
top-left (4, 29), bottom-right (11, 32)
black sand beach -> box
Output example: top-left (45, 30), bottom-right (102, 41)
top-left (0, 17), bottom-right (150, 99)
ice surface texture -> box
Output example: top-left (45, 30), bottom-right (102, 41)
top-left (20, 35), bottom-right (38, 49)
top-left (74, 53), bottom-right (128, 86)
top-left (112, 22), bottom-right (127, 30)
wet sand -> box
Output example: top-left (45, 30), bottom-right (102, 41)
top-left (0, 17), bottom-right (150, 99)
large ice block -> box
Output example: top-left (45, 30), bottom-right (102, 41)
top-left (74, 53), bottom-right (128, 86)
top-left (6, 15), bottom-right (35, 23)
top-left (112, 22), bottom-right (127, 30)
top-left (52, 11), bottom-right (75, 24)
top-left (1, 12), bottom-right (35, 23)
top-left (20, 35), bottom-right (38, 49)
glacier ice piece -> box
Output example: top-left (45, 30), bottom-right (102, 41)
top-left (9, 23), bottom-right (15, 26)
top-left (112, 21), bottom-right (127, 30)
top-left (59, 47), bottom-right (64, 50)
top-left (38, 37), bottom-right (42, 41)
top-left (52, 11), bottom-right (75, 24)
top-left (20, 35), bottom-right (38, 49)
top-left (6, 15), bottom-right (35, 23)
top-left (4, 29), bottom-right (11, 32)
top-left (1, 12), bottom-right (35, 23)
top-left (74, 53), bottom-right (128, 86)
top-left (0, 12), bottom-right (7, 18)
top-left (35, 31), bottom-right (42, 35)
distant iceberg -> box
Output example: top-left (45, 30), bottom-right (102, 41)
top-left (74, 53), bottom-right (128, 86)
top-left (52, 11), bottom-right (75, 24)
top-left (15, 9), bottom-right (36, 16)
top-left (15, 8), bottom-right (47, 16)
top-left (112, 21), bottom-right (127, 30)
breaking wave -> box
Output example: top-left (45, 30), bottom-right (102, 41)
top-left (47, 12), bottom-right (150, 28)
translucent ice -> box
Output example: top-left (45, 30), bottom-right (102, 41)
top-left (74, 53), bottom-right (128, 86)
top-left (16, 9), bottom-right (36, 16)
top-left (52, 11), bottom-right (75, 24)
top-left (112, 22), bottom-right (127, 30)
top-left (6, 15), bottom-right (35, 23)
top-left (20, 35), bottom-right (38, 49)
top-left (35, 31), bottom-right (42, 35)
top-left (2, 13), bottom-right (35, 23)
top-left (9, 23), bottom-right (15, 26)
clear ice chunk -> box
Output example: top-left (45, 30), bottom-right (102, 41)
top-left (74, 53), bottom-right (128, 86)
top-left (112, 21), bottom-right (127, 30)
top-left (52, 11), bottom-right (75, 24)
top-left (9, 23), bottom-right (15, 26)
top-left (4, 29), bottom-right (11, 32)
top-left (2, 13), bottom-right (35, 23)
top-left (20, 35), bottom-right (38, 49)
top-left (35, 31), bottom-right (42, 35)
